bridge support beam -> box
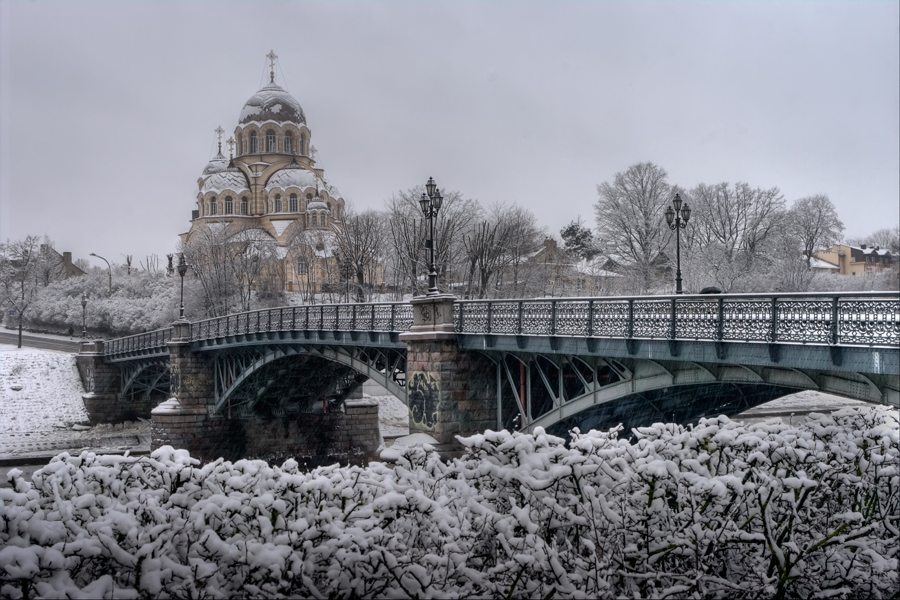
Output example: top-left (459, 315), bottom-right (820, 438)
top-left (401, 295), bottom-right (497, 457)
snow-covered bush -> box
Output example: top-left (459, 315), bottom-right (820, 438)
top-left (2, 409), bottom-right (897, 598)
top-left (24, 271), bottom-right (178, 337)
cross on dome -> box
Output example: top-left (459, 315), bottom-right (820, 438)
top-left (266, 50), bottom-right (278, 84)
top-left (215, 126), bottom-right (224, 154)
top-left (226, 137), bottom-right (235, 159)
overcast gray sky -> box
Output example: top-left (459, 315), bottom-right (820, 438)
top-left (1, 1), bottom-right (898, 267)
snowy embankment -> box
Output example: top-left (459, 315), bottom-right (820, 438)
top-left (0, 346), bottom-right (89, 434)
top-left (2, 409), bottom-right (897, 598)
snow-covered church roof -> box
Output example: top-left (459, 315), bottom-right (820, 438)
top-left (202, 152), bottom-right (228, 176)
top-left (239, 83), bottom-right (305, 126)
top-left (265, 166), bottom-right (319, 191)
top-left (201, 169), bottom-right (250, 194)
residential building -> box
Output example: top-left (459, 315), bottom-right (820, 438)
top-left (813, 244), bottom-right (894, 276)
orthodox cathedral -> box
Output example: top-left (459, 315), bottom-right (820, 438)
top-left (181, 52), bottom-right (345, 292)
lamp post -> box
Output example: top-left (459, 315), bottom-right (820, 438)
top-left (81, 292), bottom-right (87, 338)
top-left (664, 193), bottom-right (692, 294)
top-left (177, 253), bottom-right (189, 319)
top-left (419, 177), bottom-right (443, 295)
top-left (89, 253), bottom-right (112, 294)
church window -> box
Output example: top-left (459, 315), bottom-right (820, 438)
top-left (241, 198), bottom-right (248, 215)
top-left (250, 131), bottom-right (259, 153)
top-left (312, 214), bottom-right (317, 226)
top-left (210, 198), bottom-right (217, 215)
top-left (290, 194), bottom-right (298, 212)
top-left (275, 194), bottom-right (282, 212)
top-left (225, 196), bottom-right (233, 214)
top-left (284, 131), bottom-right (293, 154)
top-left (266, 130), bottom-right (276, 153)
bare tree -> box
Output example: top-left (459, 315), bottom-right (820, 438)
top-left (501, 206), bottom-right (544, 298)
top-left (1, 236), bottom-right (41, 347)
top-left (332, 209), bottom-right (384, 302)
top-left (862, 226), bottom-right (900, 254)
top-left (36, 237), bottom-right (66, 287)
top-left (385, 187), bottom-right (481, 297)
top-left (685, 182), bottom-right (786, 290)
top-left (595, 162), bottom-right (673, 293)
top-left (461, 214), bottom-right (510, 299)
top-left (789, 194), bottom-right (844, 267)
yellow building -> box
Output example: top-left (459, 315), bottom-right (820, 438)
top-left (813, 244), bottom-right (894, 276)
top-left (181, 52), bottom-right (345, 293)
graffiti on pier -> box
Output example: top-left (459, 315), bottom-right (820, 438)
top-left (408, 372), bottom-right (438, 428)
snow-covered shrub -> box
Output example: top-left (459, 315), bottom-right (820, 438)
top-left (2, 409), bottom-right (897, 598)
top-left (24, 271), bottom-right (178, 337)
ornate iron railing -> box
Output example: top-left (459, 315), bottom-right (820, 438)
top-left (102, 327), bottom-right (173, 356)
top-left (100, 292), bottom-right (899, 358)
top-left (190, 302), bottom-right (414, 343)
top-left (454, 292), bottom-right (900, 347)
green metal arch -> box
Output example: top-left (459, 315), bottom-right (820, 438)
top-left (212, 345), bottom-right (407, 414)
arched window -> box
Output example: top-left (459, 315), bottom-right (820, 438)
top-left (306, 194), bottom-right (312, 208)
top-left (250, 131), bottom-right (259, 153)
top-left (290, 194), bottom-right (298, 212)
top-left (311, 214), bottom-right (317, 226)
top-left (242, 136), bottom-right (247, 155)
top-left (241, 198), bottom-right (248, 215)
top-left (266, 129), bottom-right (276, 153)
top-left (284, 131), bottom-right (293, 154)
top-left (210, 197), bottom-right (217, 216)
top-left (224, 196), bottom-right (233, 214)
top-left (275, 194), bottom-right (282, 213)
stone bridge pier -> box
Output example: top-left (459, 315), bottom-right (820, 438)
top-left (400, 295), bottom-right (497, 457)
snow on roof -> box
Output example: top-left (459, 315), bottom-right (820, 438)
top-left (809, 256), bottom-right (839, 270)
top-left (266, 168), bottom-right (319, 192)
top-left (270, 220), bottom-right (293, 237)
top-left (239, 83), bottom-right (305, 125)
top-left (201, 171), bottom-right (250, 194)
top-left (201, 155), bottom-right (228, 176)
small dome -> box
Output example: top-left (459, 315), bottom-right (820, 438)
top-left (201, 153), bottom-right (228, 176)
top-left (201, 169), bottom-right (250, 194)
top-left (239, 83), bottom-right (305, 125)
top-left (265, 166), bottom-right (318, 191)
top-left (307, 196), bottom-right (330, 212)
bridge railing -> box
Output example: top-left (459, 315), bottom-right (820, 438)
top-left (102, 327), bottom-right (173, 356)
top-left (454, 291), bottom-right (900, 347)
top-left (190, 302), bottom-right (415, 342)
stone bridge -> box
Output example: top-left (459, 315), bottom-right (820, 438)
top-left (76, 292), bottom-right (900, 462)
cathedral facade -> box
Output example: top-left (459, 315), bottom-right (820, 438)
top-left (181, 53), bottom-right (345, 293)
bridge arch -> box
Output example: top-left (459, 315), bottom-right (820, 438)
top-left (119, 359), bottom-right (171, 402)
top-left (209, 343), bottom-right (406, 416)
top-left (523, 358), bottom-right (893, 435)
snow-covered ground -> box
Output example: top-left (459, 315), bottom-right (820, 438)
top-left (1, 345), bottom-right (89, 434)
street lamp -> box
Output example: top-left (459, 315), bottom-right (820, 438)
top-left (177, 253), bottom-right (189, 320)
top-left (419, 177), bottom-right (443, 295)
top-left (89, 253), bottom-right (112, 294)
top-left (81, 292), bottom-right (87, 338)
top-left (664, 193), bottom-right (692, 294)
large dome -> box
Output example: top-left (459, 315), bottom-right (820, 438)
top-left (239, 83), bottom-right (305, 126)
